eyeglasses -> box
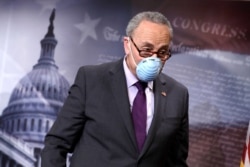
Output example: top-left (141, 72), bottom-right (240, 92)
top-left (130, 37), bottom-right (171, 61)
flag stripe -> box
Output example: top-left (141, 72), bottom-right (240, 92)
top-left (241, 121), bottom-right (250, 167)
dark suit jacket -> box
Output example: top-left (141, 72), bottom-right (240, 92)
top-left (41, 58), bottom-right (189, 167)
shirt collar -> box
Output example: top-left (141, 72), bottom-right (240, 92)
top-left (123, 57), bottom-right (153, 90)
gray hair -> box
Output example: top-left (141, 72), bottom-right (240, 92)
top-left (126, 11), bottom-right (173, 39)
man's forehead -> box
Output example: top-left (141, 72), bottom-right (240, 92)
top-left (134, 21), bottom-right (170, 36)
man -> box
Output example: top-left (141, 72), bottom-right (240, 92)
top-left (41, 11), bottom-right (189, 167)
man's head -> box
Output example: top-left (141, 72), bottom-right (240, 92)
top-left (124, 11), bottom-right (173, 80)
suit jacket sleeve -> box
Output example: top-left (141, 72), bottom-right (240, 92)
top-left (41, 67), bottom-right (87, 167)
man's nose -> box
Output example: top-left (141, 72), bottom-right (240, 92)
top-left (151, 53), bottom-right (158, 58)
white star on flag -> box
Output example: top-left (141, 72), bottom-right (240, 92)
top-left (75, 13), bottom-right (101, 44)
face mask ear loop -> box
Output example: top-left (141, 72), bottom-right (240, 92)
top-left (128, 37), bottom-right (138, 67)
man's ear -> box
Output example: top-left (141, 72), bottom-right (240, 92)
top-left (123, 36), bottom-right (130, 55)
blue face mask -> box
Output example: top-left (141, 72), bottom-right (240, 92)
top-left (136, 57), bottom-right (162, 82)
top-left (128, 38), bottom-right (163, 82)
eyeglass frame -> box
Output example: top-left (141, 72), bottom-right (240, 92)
top-left (129, 36), bottom-right (171, 61)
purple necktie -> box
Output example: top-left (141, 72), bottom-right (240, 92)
top-left (132, 81), bottom-right (147, 152)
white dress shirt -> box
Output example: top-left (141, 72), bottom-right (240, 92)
top-left (123, 57), bottom-right (155, 134)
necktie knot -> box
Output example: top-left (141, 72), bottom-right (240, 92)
top-left (134, 81), bottom-right (147, 92)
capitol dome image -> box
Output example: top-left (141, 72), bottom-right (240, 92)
top-left (0, 9), bottom-right (70, 167)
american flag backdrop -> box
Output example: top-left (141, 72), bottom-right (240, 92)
top-left (0, 0), bottom-right (249, 167)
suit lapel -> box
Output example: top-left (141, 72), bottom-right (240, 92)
top-left (139, 74), bottom-right (168, 158)
top-left (108, 59), bottom-right (138, 151)
top-left (108, 60), bottom-right (170, 156)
